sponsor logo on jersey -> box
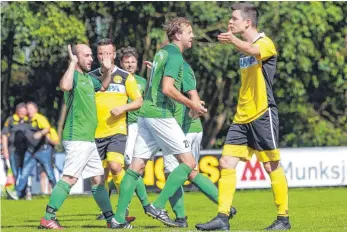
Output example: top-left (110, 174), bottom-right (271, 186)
top-left (239, 56), bottom-right (258, 69)
top-left (113, 75), bottom-right (123, 84)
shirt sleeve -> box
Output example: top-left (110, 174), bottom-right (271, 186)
top-left (37, 114), bottom-right (51, 129)
top-left (47, 127), bottom-right (59, 143)
top-left (182, 64), bottom-right (196, 93)
top-left (254, 37), bottom-right (277, 61)
top-left (1, 118), bottom-right (11, 135)
top-left (125, 74), bottom-right (142, 101)
top-left (91, 76), bottom-right (102, 92)
top-left (163, 53), bottom-right (183, 80)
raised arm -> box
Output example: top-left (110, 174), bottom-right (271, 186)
top-left (60, 45), bottom-right (78, 91)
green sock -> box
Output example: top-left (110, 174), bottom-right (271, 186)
top-left (44, 180), bottom-right (71, 220)
top-left (153, 163), bottom-right (192, 209)
top-left (192, 173), bottom-right (218, 204)
top-left (91, 185), bottom-right (113, 222)
top-left (169, 186), bottom-right (185, 218)
top-left (135, 176), bottom-right (150, 207)
top-left (114, 169), bottom-right (140, 223)
top-left (108, 180), bottom-right (116, 196)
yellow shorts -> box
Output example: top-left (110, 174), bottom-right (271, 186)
top-left (102, 152), bottom-right (125, 169)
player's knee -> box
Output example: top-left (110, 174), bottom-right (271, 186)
top-left (61, 175), bottom-right (78, 186)
top-left (263, 161), bottom-right (280, 173)
top-left (219, 156), bottom-right (238, 169)
top-left (90, 175), bottom-right (104, 185)
top-left (108, 162), bottom-right (123, 175)
top-left (188, 169), bottom-right (198, 180)
top-left (129, 158), bottom-right (146, 175)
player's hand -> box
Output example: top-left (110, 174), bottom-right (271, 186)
top-left (2, 150), bottom-right (9, 160)
top-left (101, 54), bottom-right (112, 72)
top-left (33, 131), bottom-right (43, 140)
top-left (190, 100), bottom-right (207, 115)
top-left (217, 24), bottom-right (235, 44)
top-left (68, 44), bottom-right (78, 64)
top-left (144, 61), bottom-right (153, 70)
top-left (110, 106), bottom-right (126, 117)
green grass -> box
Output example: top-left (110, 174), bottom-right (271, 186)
top-left (1, 187), bottom-right (347, 231)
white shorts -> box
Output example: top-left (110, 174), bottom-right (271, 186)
top-left (164, 132), bottom-right (203, 173)
top-left (62, 141), bottom-right (104, 179)
top-left (124, 123), bottom-right (138, 165)
top-left (133, 117), bottom-right (191, 160)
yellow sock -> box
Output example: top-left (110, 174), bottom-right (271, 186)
top-left (113, 168), bottom-right (125, 194)
top-left (269, 167), bottom-right (289, 217)
top-left (218, 169), bottom-right (236, 216)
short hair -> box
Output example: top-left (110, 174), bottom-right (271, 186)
top-left (15, 102), bottom-right (26, 111)
top-left (118, 46), bottom-right (139, 61)
top-left (231, 3), bottom-right (258, 28)
top-left (97, 38), bottom-right (115, 49)
top-left (26, 101), bottom-right (38, 109)
top-left (163, 17), bottom-right (191, 42)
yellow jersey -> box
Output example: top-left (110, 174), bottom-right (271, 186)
top-left (89, 66), bottom-right (142, 138)
top-left (234, 33), bottom-right (278, 124)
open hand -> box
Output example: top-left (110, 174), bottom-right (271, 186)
top-left (68, 44), bottom-right (78, 63)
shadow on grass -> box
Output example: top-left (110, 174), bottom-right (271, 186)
top-left (81, 225), bottom-right (106, 228)
top-left (1, 225), bottom-right (71, 229)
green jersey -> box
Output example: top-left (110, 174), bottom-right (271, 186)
top-left (127, 74), bottom-right (147, 124)
top-left (62, 70), bottom-right (102, 141)
top-left (139, 43), bottom-right (183, 118)
top-left (179, 61), bottom-right (203, 133)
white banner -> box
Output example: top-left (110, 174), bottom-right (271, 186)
top-left (220, 147), bottom-right (347, 189)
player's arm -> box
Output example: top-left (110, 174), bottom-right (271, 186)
top-left (110, 75), bottom-right (143, 117)
top-left (45, 128), bottom-right (60, 146)
top-left (60, 45), bottom-right (78, 91)
top-left (218, 31), bottom-right (260, 57)
top-left (162, 77), bottom-right (206, 114)
top-left (1, 119), bottom-right (11, 160)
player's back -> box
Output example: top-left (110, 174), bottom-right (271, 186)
top-left (140, 43), bottom-right (184, 119)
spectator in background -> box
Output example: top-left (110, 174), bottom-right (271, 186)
top-left (15, 101), bottom-right (59, 199)
top-left (1, 103), bottom-right (28, 181)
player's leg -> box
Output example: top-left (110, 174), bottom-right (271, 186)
top-left (125, 123), bottom-right (150, 209)
top-left (251, 107), bottom-right (290, 230)
top-left (196, 124), bottom-right (251, 231)
top-left (15, 151), bottom-right (36, 198)
top-left (35, 146), bottom-right (57, 188)
top-left (114, 117), bottom-right (158, 226)
top-left (39, 141), bottom-right (88, 229)
top-left (150, 118), bottom-right (194, 214)
top-left (163, 155), bottom-right (187, 227)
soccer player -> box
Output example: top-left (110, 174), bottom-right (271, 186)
top-left (163, 60), bottom-right (237, 227)
top-left (195, 3), bottom-right (291, 231)
top-left (89, 39), bottom-right (149, 222)
top-left (118, 46), bottom-right (148, 166)
top-left (112, 17), bottom-right (207, 228)
top-left (39, 44), bottom-right (124, 229)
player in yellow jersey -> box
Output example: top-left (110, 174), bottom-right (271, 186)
top-left (89, 38), bottom-right (149, 222)
top-left (196, 3), bottom-right (290, 231)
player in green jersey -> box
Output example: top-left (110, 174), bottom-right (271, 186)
top-left (39, 44), bottom-right (131, 229)
top-left (112, 17), bottom-right (207, 228)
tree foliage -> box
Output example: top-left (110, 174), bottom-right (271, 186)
top-left (1, 2), bottom-right (346, 148)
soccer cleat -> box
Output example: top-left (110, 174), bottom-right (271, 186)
top-left (230, 206), bottom-right (237, 219)
top-left (265, 216), bottom-right (291, 230)
top-left (195, 213), bottom-right (230, 231)
top-left (39, 217), bottom-right (63, 230)
top-left (144, 204), bottom-right (180, 227)
top-left (175, 216), bottom-right (188, 228)
top-left (107, 217), bottom-right (132, 229)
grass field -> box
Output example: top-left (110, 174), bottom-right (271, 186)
top-left (1, 187), bottom-right (347, 231)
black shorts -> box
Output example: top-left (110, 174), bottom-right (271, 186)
top-left (95, 134), bottom-right (127, 160)
top-left (225, 107), bottom-right (279, 151)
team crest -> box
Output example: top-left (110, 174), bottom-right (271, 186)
top-left (113, 75), bottom-right (123, 84)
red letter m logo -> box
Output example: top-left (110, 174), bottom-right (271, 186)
top-left (241, 161), bottom-right (266, 181)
